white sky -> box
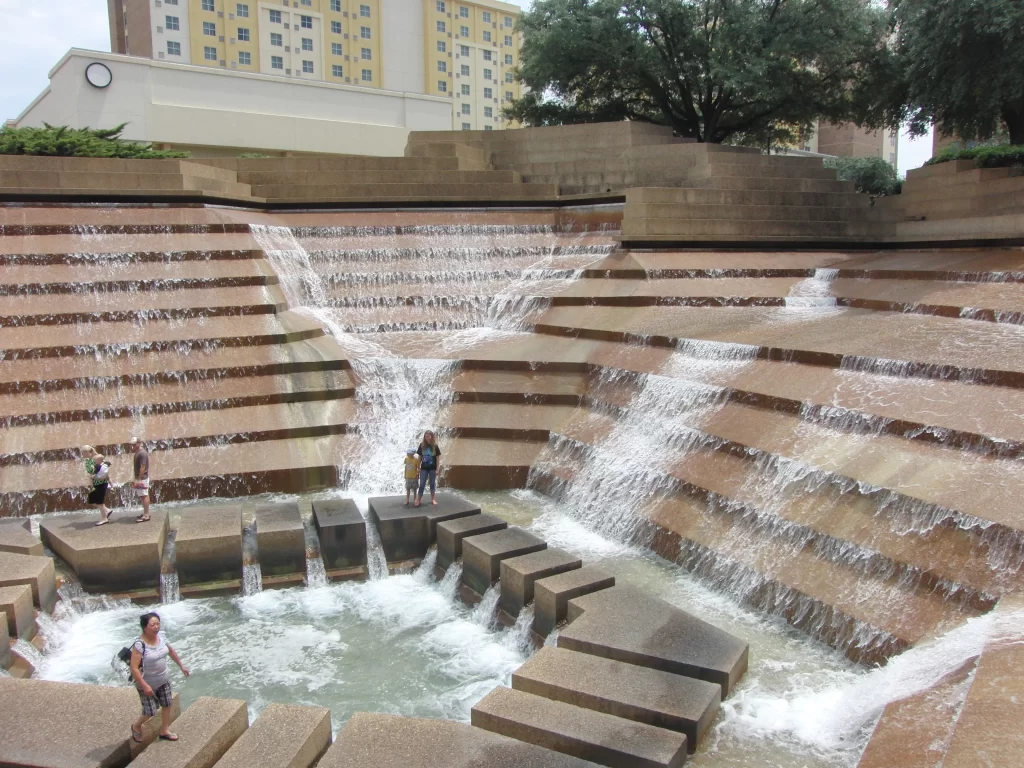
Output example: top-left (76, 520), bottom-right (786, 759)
top-left (0, 0), bottom-right (932, 175)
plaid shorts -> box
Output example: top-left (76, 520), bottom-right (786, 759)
top-left (138, 681), bottom-right (172, 716)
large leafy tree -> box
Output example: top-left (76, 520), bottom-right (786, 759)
top-left (508, 0), bottom-right (889, 146)
top-left (868, 0), bottom-right (1024, 146)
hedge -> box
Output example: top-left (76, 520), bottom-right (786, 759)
top-left (925, 144), bottom-right (1024, 168)
top-left (0, 124), bottom-right (189, 159)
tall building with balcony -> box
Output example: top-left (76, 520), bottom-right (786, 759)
top-left (107, 0), bottom-right (521, 130)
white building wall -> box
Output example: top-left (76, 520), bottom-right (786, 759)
top-left (381, 0), bottom-right (425, 93)
top-left (152, 0), bottom-right (193, 64)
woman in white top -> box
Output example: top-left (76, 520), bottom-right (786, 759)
top-left (130, 612), bottom-right (190, 743)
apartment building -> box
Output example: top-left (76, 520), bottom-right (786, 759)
top-left (814, 121), bottom-right (899, 167)
top-left (107, 0), bottom-right (521, 130)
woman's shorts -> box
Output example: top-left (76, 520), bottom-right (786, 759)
top-left (87, 483), bottom-right (108, 505)
top-left (137, 681), bottom-right (173, 717)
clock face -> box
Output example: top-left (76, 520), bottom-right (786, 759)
top-left (85, 62), bottom-right (113, 89)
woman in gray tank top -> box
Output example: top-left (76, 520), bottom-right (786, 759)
top-left (130, 612), bottom-right (190, 743)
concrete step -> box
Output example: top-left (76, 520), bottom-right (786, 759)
top-left (621, 217), bottom-right (870, 239)
top-left (436, 512), bottom-right (507, 570)
top-left (404, 142), bottom-right (490, 165)
top-left (902, 166), bottom-right (1024, 192)
top-left (0, 519), bottom-right (44, 556)
top-left (625, 202), bottom-right (878, 223)
top-left (472, 686), bottom-right (688, 768)
top-left (213, 703), bottom-right (331, 768)
top-left (0, 584), bottom-right (36, 639)
top-left (899, 174), bottom-right (1024, 203)
top-left (131, 697), bottom-right (248, 768)
top-left (0, 551), bottom-right (56, 610)
top-left (461, 526), bottom-right (547, 595)
top-left (239, 170), bottom-right (519, 185)
top-left (249, 182), bottom-right (558, 200)
top-left (499, 546), bottom-right (581, 618)
top-left (533, 566), bottom-right (616, 637)
top-left (202, 155), bottom-right (468, 173)
top-left (626, 187), bottom-right (869, 207)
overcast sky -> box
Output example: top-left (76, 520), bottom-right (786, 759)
top-left (0, 0), bottom-right (931, 172)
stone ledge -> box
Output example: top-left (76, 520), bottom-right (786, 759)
top-left (436, 512), bottom-right (507, 570)
top-left (176, 506), bottom-right (243, 586)
top-left (0, 551), bottom-right (56, 612)
top-left (313, 499), bottom-right (367, 571)
top-left (367, 493), bottom-right (480, 562)
top-left (214, 703), bottom-right (331, 768)
top-left (132, 696), bottom-right (249, 768)
top-left (254, 503), bottom-right (305, 578)
top-left (0, 518), bottom-right (43, 557)
top-left (499, 548), bottom-right (581, 619)
top-left (533, 566), bottom-right (615, 638)
top-left (462, 527), bottom-right (547, 597)
top-left (0, 584), bottom-right (36, 641)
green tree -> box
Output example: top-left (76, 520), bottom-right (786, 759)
top-left (865, 0), bottom-right (1024, 146)
top-left (508, 0), bottom-right (889, 146)
top-left (0, 124), bottom-right (189, 158)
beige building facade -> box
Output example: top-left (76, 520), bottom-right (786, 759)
top-left (107, 0), bottom-right (521, 130)
top-left (814, 121), bottom-right (899, 167)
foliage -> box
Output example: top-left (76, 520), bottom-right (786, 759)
top-left (925, 145), bottom-right (1024, 169)
top-left (0, 124), bottom-right (189, 158)
top-left (857, 0), bottom-right (1024, 146)
top-left (238, 152), bottom-right (271, 158)
top-left (823, 156), bottom-right (901, 196)
top-left (507, 0), bottom-right (889, 146)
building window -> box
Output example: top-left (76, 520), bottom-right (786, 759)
top-left (165, 16), bottom-right (180, 30)
top-left (505, 54), bottom-right (512, 65)
top-left (331, 21), bottom-right (342, 33)
top-left (300, 15), bottom-right (313, 28)
top-left (361, 26), bottom-right (371, 38)
top-left (505, 90), bottom-right (513, 100)
top-left (504, 16), bottom-right (512, 27)
top-left (890, 134), bottom-right (896, 147)
top-left (166, 0), bottom-right (178, 4)
top-left (202, 0), bottom-right (214, 10)
top-left (237, 27), bottom-right (249, 41)
top-left (332, 42), bottom-right (342, 55)
top-left (167, 41), bottom-right (181, 55)
top-left (436, 0), bottom-right (445, 11)
top-left (331, 0), bottom-right (341, 10)
top-left (462, 103), bottom-right (470, 114)
top-left (203, 21), bottom-right (216, 35)
top-left (437, 21), bottom-right (446, 32)
top-left (301, 0), bottom-right (312, 5)
top-left (271, 33), bottom-right (283, 46)
top-left (483, 68), bottom-right (492, 79)
top-left (361, 47), bottom-right (371, 59)
top-left (438, 41), bottom-right (447, 52)
top-left (505, 71), bottom-right (512, 82)
top-left (461, 84), bottom-right (470, 95)
top-left (460, 44), bottom-right (469, 56)
top-left (484, 87), bottom-right (492, 99)
top-left (302, 60), bottom-right (314, 73)
top-left (204, 46), bottom-right (218, 60)
top-left (462, 122), bottom-right (471, 130)
top-left (482, 11), bottom-right (491, 22)
top-left (483, 50), bottom-right (491, 61)
top-left (890, 152), bottom-right (896, 164)
top-left (302, 38), bottom-right (313, 51)
top-left (460, 25), bottom-right (469, 36)
top-left (438, 80), bottom-right (447, 92)
top-left (483, 31), bottom-right (491, 42)
top-left (484, 125), bottom-right (493, 131)
top-left (504, 35), bottom-right (512, 46)
top-left (461, 64), bottom-right (469, 76)
top-left (360, 4), bottom-right (370, 16)
top-left (269, 9), bottom-right (281, 23)
top-left (459, 6), bottom-right (468, 17)
top-left (484, 106), bottom-right (493, 117)
top-left (332, 64), bottom-right (343, 77)
top-left (361, 68), bottom-right (372, 80)
top-left (237, 3), bottom-right (248, 17)
top-left (271, 55), bottom-right (283, 69)
top-left (238, 51), bottom-right (251, 65)
top-left (438, 60), bottom-right (447, 72)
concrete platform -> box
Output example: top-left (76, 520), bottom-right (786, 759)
top-left (176, 506), bottom-right (243, 586)
top-left (0, 619), bottom-right (9, 670)
top-left (214, 703), bottom-right (331, 768)
top-left (462, 527), bottom-right (547, 597)
top-left (0, 677), bottom-right (180, 768)
top-left (0, 551), bottom-right (56, 611)
top-left (254, 503), bottom-right (305, 577)
top-left (436, 512), bottom-right (507, 570)
top-left (500, 548), bottom-right (582, 619)
top-left (312, 499), bottom-right (367, 571)
top-left (558, 586), bottom-right (749, 697)
top-left (0, 584), bottom-right (36, 640)
top-left (39, 511), bottom-right (167, 593)
top-left (534, 566), bottom-right (615, 637)
top-left (367, 493), bottom-right (480, 562)
top-left (0, 518), bottom-right (43, 556)
top-left (471, 686), bottom-right (687, 768)
top-left (132, 697), bottom-right (248, 768)
top-left (513, 647), bottom-right (720, 752)
top-left (320, 711), bottom-right (601, 768)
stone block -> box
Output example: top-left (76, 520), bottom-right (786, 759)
top-left (313, 499), bottom-right (367, 571)
top-left (132, 697), bottom-right (248, 768)
top-left (0, 677), bottom-right (180, 768)
top-left (534, 566), bottom-right (615, 638)
top-left (214, 703), bottom-right (331, 768)
top-left (367, 493), bottom-right (480, 562)
top-left (558, 586), bottom-right (749, 697)
top-left (0, 518), bottom-right (43, 556)
top-left (254, 503), bottom-right (306, 577)
top-left (319, 711), bottom-right (600, 768)
top-left (462, 527), bottom-right (547, 597)
top-left (0, 619), bottom-right (9, 670)
top-left (176, 506), bottom-right (243, 586)
top-left (39, 511), bottom-right (167, 594)
top-left (513, 647), bottom-right (720, 753)
top-left (0, 584), bottom-right (36, 641)
top-left (436, 512), bottom-right (506, 570)
top-left (472, 686), bottom-right (687, 768)
top-left (500, 548), bottom-right (582, 618)
top-left (0, 552), bottom-right (57, 612)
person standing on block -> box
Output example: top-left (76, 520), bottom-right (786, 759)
top-left (131, 437), bottom-right (152, 523)
top-left (82, 445), bottom-right (113, 526)
top-left (404, 447), bottom-right (421, 506)
top-left (130, 612), bottom-right (190, 743)
top-left (414, 430), bottom-right (441, 508)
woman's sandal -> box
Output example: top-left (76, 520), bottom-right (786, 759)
top-left (158, 733), bottom-right (179, 741)
top-left (136, 515), bottom-right (151, 523)
top-left (131, 727), bottom-right (143, 744)
top-left (95, 511), bottom-right (113, 527)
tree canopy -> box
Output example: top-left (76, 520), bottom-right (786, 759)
top-left (507, 0), bottom-right (889, 146)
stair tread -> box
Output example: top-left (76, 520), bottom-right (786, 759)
top-left (0, 286), bottom-right (279, 317)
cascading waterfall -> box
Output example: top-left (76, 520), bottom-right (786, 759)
top-left (160, 530), bottom-right (180, 604)
top-left (302, 512), bottom-right (329, 589)
top-left (241, 521), bottom-right (263, 596)
top-left (784, 268), bottom-right (840, 308)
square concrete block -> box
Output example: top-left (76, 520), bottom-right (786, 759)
top-left (176, 506), bottom-right (243, 586)
top-left (255, 503), bottom-right (305, 577)
top-left (436, 513), bottom-right (506, 570)
top-left (312, 499), bottom-right (367, 571)
top-left (513, 646), bottom-right (721, 753)
top-left (0, 620), bottom-right (9, 671)
top-left (131, 696), bottom-right (248, 768)
top-left (461, 527), bottom-right (546, 597)
top-left (0, 518), bottom-right (43, 557)
top-left (39, 512), bottom-right (167, 594)
top-left (500, 548), bottom-right (582, 619)
top-left (368, 493), bottom-right (480, 562)
top-left (534, 566), bottom-right (615, 637)
top-left (0, 584), bottom-right (36, 641)
top-left (0, 552), bottom-right (57, 612)
top-left (472, 686), bottom-right (687, 768)
top-left (214, 703), bottom-right (331, 768)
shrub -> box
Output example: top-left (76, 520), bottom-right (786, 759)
top-left (238, 152), bottom-right (271, 158)
top-left (925, 144), bottom-right (1024, 168)
top-left (0, 124), bottom-right (189, 159)
top-left (823, 155), bottom-right (901, 196)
